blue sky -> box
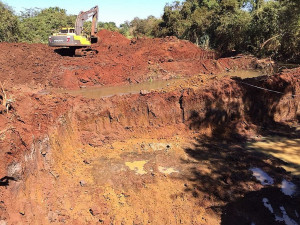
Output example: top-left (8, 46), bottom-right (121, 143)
top-left (4, 0), bottom-right (175, 26)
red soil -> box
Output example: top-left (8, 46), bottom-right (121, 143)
top-left (0, 30), bottom-right (256, 89)
top-left (0, 29), bottom-right (298, 225)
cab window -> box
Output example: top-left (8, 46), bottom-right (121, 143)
top-left (60, 29), bottom-right (68, 34)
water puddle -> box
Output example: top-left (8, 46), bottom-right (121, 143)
top-left (250, 167), bottom-right (274, 185)
top-left (281, 179), bottom-right (297, 196)
top-left (220, 69), bottom-right (264, 79)
top-left (276, 62), bottom-right (300, 71)
top-left (262, 198), bottom-right (298, 225)
top-left (125, 160), bottom-right (148, 175)
top-left (56, 79), bottom-right (178, 99)
top-left (53, 69), bottom-right (270, 99)
top-left (263, 198), bottom-right (274, 213)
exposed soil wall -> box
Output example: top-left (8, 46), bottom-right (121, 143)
top-left (0, 30), bottom-right (299, 224)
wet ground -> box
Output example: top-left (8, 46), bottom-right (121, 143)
top-left (54, 69), bottom-right (265, 99)
top-left (220, 69), bottom-right (265, 79)
top-left (55, 78), bottom-right (179, 98)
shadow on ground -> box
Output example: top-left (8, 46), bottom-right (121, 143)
top-left (54, 48), bottom-right (75, 57)
top-left (180, 125), bottom-right (300, 224)
top-left (181, 71), bottom-right (300, 224)
top-left (0, 176), bottom-right (16, 187)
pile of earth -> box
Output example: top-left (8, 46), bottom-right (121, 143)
top-left (61, 30), bottom-right (257, 88)
top-left (0, 30), bottom-right (259, 89)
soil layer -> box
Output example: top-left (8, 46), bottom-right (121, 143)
top-left (0, 30), bottom-right (299, 225)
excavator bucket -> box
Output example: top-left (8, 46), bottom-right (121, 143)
top-left (91, 36), bottom-right (98, 44)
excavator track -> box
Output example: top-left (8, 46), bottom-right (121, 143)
top-left (75, 47), bottom-right (98, 57)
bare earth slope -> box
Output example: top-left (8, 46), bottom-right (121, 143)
top-left (0, 30), bottom-right (299, 225)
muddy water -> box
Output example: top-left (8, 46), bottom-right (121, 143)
top-left (247, 136), bottom-right (300, 176)
top-left (55, 70), bottom-right (265, 99)
top-left (57, 79), bottom-right (178, 98)
top-left (276, 62), bottom-right (300, 71)
top-left (220, 69), bottom-right (264, 79)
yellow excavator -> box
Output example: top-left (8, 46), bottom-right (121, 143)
top-left (48, 6), bottom-right (98, 56)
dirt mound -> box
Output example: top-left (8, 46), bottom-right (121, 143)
top-left (59, 30), bottom-right (256, 88)
top-left (129, 36), bottom-right (215, 60)
top-left (0, 42), bottom-right (62, 87)
top-left (0, 30), bottom-right (259, 89)
top-left (95, 31), bottom-right (215, 61)
top-left (96, 29), bottom-right (131, 46)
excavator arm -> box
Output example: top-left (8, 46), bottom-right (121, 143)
top-left (75, 5), bottom-right (98, 41)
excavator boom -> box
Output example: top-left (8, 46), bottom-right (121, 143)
top-left (75, 6), bottom-right (98, 38)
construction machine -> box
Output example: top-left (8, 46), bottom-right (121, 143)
top-left (48, 6), bottom-right (99, 56)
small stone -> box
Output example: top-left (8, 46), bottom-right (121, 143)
top-left (80, 180), bottom-right (86, 187)
top-left (83, 160), bottom-right (90, 165)
top-left (19, 211), bottom-right (25, 216)
top-left (89, 208), bottom-right (100, 216)
top-left (130, 39), bottom-right (137, 44)
top-left (7, 163), bottom-right (22, 180)
top-left (48, 211), bottom-right (58, 222)
top-left (41, 151), bottom-right (47, 156)
top-left (140, 90), bottom-right (149, 96)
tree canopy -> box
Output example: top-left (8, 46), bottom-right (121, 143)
top-left (154, 0), bottom-right (300, 61)
top-left (0, 2), bottom-right (20, 42)
top-left (18, 7), bottom-right (76, 43)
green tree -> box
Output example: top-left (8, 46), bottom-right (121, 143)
top-left (158, 2), bottom-right (186, 37)
top-left (278, 0), bottom-right (300, 61)
top-left (155, 0), bottom-right (299, 61)
top-left (19, 7), bottom-right (76, 43)
top-left (129, 16), bottom-right (159, 37)
top-left (98, 22), bottom-right (119, 31)
top-left (214, 10), bottom-right (251, 53)
top-left (249, 1), bottom-right (281, 56)
top-left (119, 21), bottom-right (131, 37)
top-left (0, 2), bottom-right (20, 42)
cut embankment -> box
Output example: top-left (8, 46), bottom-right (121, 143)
top-left (0, 64), bottom-right (299, 224)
